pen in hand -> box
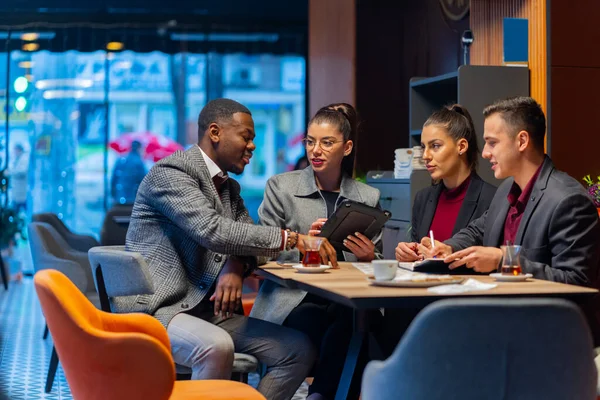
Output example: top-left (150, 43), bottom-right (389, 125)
top-left (429, 230), bottom-right (435, 258)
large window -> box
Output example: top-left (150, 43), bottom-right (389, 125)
top-left (0, 30), bottom-right (307, 244)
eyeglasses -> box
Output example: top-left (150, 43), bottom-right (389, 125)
top-left (302, 138), bottom-right (344, 152)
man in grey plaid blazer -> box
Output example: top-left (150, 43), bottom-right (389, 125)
top-left (120, 99), bottom-right (330, 400)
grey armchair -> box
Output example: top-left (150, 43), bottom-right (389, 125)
top-left (99, 205), bottom-right (133, 246)
top-left (28, 221), bottom-right (101, 393)
top-left (362, 298), bottom-right (597, 400)
top-left (88, 245), bottom-right (260, 383)
top-left (32, 213), bottom-right (99, 253)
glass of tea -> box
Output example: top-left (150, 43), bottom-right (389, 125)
top-left (302, 237), bottom-right (324, 267)
top-left (500, 245), bottom-right (522, 276)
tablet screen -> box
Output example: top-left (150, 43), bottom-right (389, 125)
top-left (319, 200), bottom-right (391, 247)
top-left (327, 211), bottom-right (377, 244)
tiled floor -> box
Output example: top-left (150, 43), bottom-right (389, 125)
top-left (0, 278), bottom-right (309, 400)
top-left (0, 279), bottom-right (71, 400)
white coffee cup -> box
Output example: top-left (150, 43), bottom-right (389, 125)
top-left (372, 260), bottom-right (398, 281)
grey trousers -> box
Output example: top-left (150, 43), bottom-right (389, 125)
top-left (167, 302), bottom-right (316, 400)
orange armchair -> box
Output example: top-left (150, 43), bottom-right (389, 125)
top-left (34, 269), bottom-right (265, 400)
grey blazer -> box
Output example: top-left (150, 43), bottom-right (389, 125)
top-left (250, 166), bottom-right (381, 324)
top-left (445, 156), bottom-right (600, 286)
top-left (114, 146), bottom-right (283, 327)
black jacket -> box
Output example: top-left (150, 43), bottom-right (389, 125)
top-left (411, 172), bottom-right (497, 243)
top-left (445, 157), bottom-right (600, 286)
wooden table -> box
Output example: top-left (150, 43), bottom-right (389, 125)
top-left (256, 262), bottom-right (598, 400)
top-left (257, 262), bottom-right (597, 309)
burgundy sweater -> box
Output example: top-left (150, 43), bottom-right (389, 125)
top-left (429, 175), bottom-right (471, 242)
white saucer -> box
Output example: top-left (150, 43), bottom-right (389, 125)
top-left (489, 273), bottom-right (533, 282)
top-left (292, 264), bottom-right (332, 273)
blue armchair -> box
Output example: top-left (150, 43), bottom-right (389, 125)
top-left (362, 298), bottom-right (597, 400)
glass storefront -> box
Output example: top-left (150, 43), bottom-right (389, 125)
top-left (0, 32), bottom-right (306, 248)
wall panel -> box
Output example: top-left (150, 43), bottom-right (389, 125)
top-left (470, 0), bottom-right (547, 113)
top-left (308, 0), bottom-right (356, 116)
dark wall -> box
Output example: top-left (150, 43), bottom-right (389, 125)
top-left (355, 0), bottom-right (469, 174)
top-left (0, 0), bottom-right (308, 27)
top-left (549, 0), bottom-right (600, 182)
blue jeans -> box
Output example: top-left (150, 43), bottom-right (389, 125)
top-left (167, 302), bottom-right (316, 400)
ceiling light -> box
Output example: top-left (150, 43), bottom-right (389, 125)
top-left (22, 43), bottom-right (39, 52)
top-left (106, 42), bottom-right (124, 51)
top-left (21, 33), bottom-right (39, 41)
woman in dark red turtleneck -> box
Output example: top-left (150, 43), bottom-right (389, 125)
top-left (395, 104), bottom-right (497, 262)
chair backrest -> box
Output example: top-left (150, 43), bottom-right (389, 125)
top-left (34, 269), bottom-right (176, 400)
top-left (28, 222), bottom-right (95, 293)
top-left (29, 221), bottom-right (72, 260)
top-left (88, 246), bottom-right (155, 312)
top-left (100, 205), bottom-right (134, 246)
top-left (32, 212), bottom-right (99, 252)
top-left (32, 212), bottom-right (71, 238)
top-left (362, 298), bottom-right (597, 400)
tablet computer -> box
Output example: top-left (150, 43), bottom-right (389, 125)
top-left (319, 200), bottom-right (391, 248)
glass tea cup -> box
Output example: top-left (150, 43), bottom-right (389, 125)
top-left (500, 245), bottom-right (523, 276)
top-left (302, 237), bottom-right (324, 267)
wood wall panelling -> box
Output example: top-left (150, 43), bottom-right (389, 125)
top-left (308, 0), bottom-right (356, 116)
top-left (549, 0), bottom-right (600, 180)
top-left (470, 0), bottom-right (547, 114)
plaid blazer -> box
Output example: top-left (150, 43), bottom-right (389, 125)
top-left (114, 145), bottom-right (282, 327)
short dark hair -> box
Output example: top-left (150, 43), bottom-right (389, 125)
top-left (308, 103), bottom-right (359, 176)
top-left (424, 104), bottom-right (479, 170)
top-left (131, 140), bottom-right (142, 152)
top-left (197, 98), bottom-right (252, 137)
top-left (483, 96), bottom-right (546, 150)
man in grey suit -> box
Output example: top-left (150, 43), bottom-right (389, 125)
top-left (120, 99), bottom-right (335, 400)
top-left (421, 96), bottom-right (600, 288)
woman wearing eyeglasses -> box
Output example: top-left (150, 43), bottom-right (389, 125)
top-left (395, 104), bottom-right (497, 262)
top-left (251, 103), bottom-right (380, 400)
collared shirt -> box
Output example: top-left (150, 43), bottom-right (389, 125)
top-left (198, 145), bottom-right (229, 181)
top-left (503, 163), bottom-right (543, 244)
top-left (430, 174), bottom-right (472, 242)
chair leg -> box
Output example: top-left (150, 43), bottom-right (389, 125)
top-left (45, 346), bottom-right (59, 393)
top-left (0, 255), bottom-right (8, 291)
top-left (43, 324), bottom-right (49, 340)
top-left (230, 372), bottom-right (248, 384)
top-left (175, 373), bottom-right (191, 381)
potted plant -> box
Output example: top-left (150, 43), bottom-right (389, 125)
top-left (0, 206), bottom-right (27, 282)
top-left (583, 175), bottom-right (600, 216)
